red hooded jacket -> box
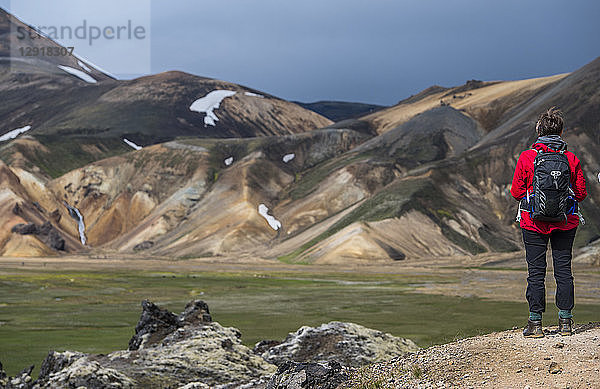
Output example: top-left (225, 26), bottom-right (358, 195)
top-left (511, 142), bottom-right (587, 233)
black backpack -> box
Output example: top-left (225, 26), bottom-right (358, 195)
top-left (530, 150), bottom-right (571, 222)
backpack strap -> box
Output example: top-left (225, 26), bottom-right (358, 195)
top-left (576, 212), bottom-right (586, 226)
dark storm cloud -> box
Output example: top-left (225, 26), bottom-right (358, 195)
top-left (3, 0), bottom-right (599, 104)
top-left (149, 0), bottom-right (599, 104)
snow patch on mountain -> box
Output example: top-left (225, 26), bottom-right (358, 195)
top-left (244, 92), bottom-right (264, 98)
top-left (258, 204), bottom-right (281, 231)
top-left (77, 60), bottom-right (91, 72)
top-left (0, 125), bottom-right (32, 142)
top-left (124, 138), bottom-right (142, 151)
top-left (189, 90), bottom-right (237, 126)
top-left (224, 157), bottom-right (234, 166)
top-left (283, 153), bottom-right (295, 163)
top-left (72, 53), bottom-right (117, 79)
top-left (58, 65), bottom-right (97, 84)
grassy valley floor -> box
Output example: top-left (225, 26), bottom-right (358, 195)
top-left (0, 256), bottom-right (599, 378)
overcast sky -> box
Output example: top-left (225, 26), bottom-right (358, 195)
top-left (3, 0), bottom-right (599, 105)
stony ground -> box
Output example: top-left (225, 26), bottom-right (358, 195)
top-left (343, 322), bottom-right (600, 389)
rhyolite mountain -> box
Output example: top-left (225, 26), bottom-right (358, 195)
top-left (0, 8), bottom-right (332, 179)
top-left (1, 7), bottom-right (598, 262)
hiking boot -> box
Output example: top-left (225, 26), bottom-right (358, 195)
top-left (523, 319), bottom-right (544, 338)
top-left (558, 317), bottom-right (573, 336)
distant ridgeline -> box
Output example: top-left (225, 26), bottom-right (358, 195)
top-left (1, 7), bottom-right (599, 261)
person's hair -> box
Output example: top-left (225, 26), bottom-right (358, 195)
top-left (536, 107), bottom-right (564, 136)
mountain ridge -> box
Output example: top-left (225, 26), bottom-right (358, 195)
top-left (1, 5), bottom-right (598, 263)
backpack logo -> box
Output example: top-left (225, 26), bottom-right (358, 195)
top-left (550, 171), bottom-right (562, 178)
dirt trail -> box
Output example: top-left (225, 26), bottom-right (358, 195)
top-left (346, 323), bottom-right (600, 389)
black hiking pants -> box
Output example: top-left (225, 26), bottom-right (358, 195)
top-left (522, 227), bottom-right (577, 315)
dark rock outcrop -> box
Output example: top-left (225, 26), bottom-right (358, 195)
top-left (179, 299), bottom-right (213, 326)
top-left (266, 361), bottom-right (349, 389)
top-left (37, 351), bottom-right (84, 384)
top-left (0, 364), bottom-right (34, 389)
top-left (49, 210), bottom-right (61, 223)
top-left (0, 361), bottom-right (6, 387)
top-left (132, 240), bottom-right (154, 251)
top-left (33, 300), bottom-right (275, 389)
top-left (128, 300), bottom-right (180, 350)
top-left (11, 203), bottom-right (21, 216)
top-left (259, 321), bottom-right (419, 368)
top-left (38, 222), bottom-right (65, 251)
top-left (128, 299), bottom-right (212, 351)
top-left (253, 340), bottom-right (283, 356)
top-left (10, 222), bottom-right (65, 251)
top-left (3, 301), bottom-right (420, 389)
top-left (10, 224), bottom-right (37, 235)
top-left (36, 351), bottom-right (134, 389)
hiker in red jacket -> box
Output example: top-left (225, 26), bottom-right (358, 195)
top-left (511, 107), bottom-right (587, 338)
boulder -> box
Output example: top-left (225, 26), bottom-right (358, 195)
top-left (266, 361), bottom-right (349, 389)
top-left (38, 354), bottom-right (134, 389)
top-left (259, 321), bottom-right (419, 368)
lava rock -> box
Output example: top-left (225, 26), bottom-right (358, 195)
top-left (253, 340), bottom-right (283, 355)
top-left (176, 383), bottom-right (210, 389)
top-left (35, 300), bottom-right (276, 388)
top-left (37, 351), bottom-right (84, 383)
top-left (11, 203), bottom-right (21, 216)
top-left (266, 361), bottom-right (349, 389)
top-left (260, 321), bottom-right (419, 368)
top-left (36, 222), bottom-right (65, 251)
top-left (0, 364), bottom-right (34, 389)
top-left (10, 224), bottom-right (38, 235)
top-left (43, 229), bottom-right (65, 251)
top-left (128, 300), bottom-right (180, 351)
top-left (32, 202), bottom-right (45, 213)
top-left (36, 353), bottom-right (134, 389)
top-left (49, 209), bottom-right (61, 223)
top-left (9, 222), bottom-right (65, 251)
top-left (178, 300), bottom-right (212, 326)
top-left (133, 240), bottom-right (154, 251)
top-left (37, 222), bottom-right (52, 235)
top-left (0, 361), bottom-right (6, 387)
top-left (128, 299), bottom-right (214, 351)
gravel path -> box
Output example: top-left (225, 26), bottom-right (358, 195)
top-left (343, 322), bottom-right (600, 389)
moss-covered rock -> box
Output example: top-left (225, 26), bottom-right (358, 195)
top-left (32, 301), bottom-right (276, 389)
top-left (259, 321), bottom-right (419, 368)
